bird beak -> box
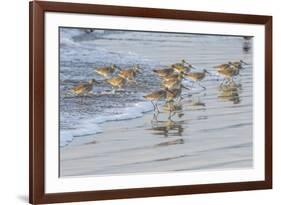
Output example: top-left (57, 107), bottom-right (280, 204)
top-left (241, 61), bottom-right (249, 65)
top-left (114, 65), bottom-right (121, 70)
top-left (166, 89), bottom-right (175, 94)
top-left (181, 85), bottom-right (190, 90)
top-left (188, 63), bottom-right (197, 70)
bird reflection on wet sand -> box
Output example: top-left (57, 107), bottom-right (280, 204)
top-left (218, 82), bottom-right (242, 104)
top-left (149, 117), bottom-right (185, 137)
top-left (148, 101), bottom-right (185, 137)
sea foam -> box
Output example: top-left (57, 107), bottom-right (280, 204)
top-left (60, 101), bottom-right (153, 147)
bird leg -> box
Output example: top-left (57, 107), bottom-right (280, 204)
top-left (179, 96), bottom-right (183, 101)
top-left (224, 78), bottom-right (230, 85)
top-left (190, 81), bottom-right (195, 88)
top-left (168, 111), bottom-right (172, 120)
top-left (155, 101), bottom-right (161, 113)
top-left (199, 83), bottom-right (206, 90)
top-left (168, 111), bottom-right (176, 121)
top-left (111, 87), bottom-right (116, 94)
top-left (80, 94), bottom-right (86, 104)
top-left (152, 112), bottom-right (159, 122)
top-left (151, 101), bottom-right (156, 112)
top-left (220, 79), bottom-right (226, 87)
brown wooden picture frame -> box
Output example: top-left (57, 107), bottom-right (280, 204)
top-left (29, 1), bottom-right (272, 204)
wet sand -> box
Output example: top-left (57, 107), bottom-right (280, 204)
top-left (59, 29), bottom-right (253, 177)
top-left (60, 80), bottom-right (253, 177)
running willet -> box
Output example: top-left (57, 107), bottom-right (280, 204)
top-left (171, 61), bottom-right (192, 73)
top-left (153, 68), bottom-right (175, 78)
top-left (216, 62), bottom-right (244, 85)
top-left (185, 69), bottom-right (210, 90)
top-left (171, 59), bottom-right (187, 68)
top-left (143, 89), bottom-right (173, 112)
top-left (216, 65), bottom-right (238, 82)
top-left (161, 72), bottom-right (186, 89)
top-left (105, 76), bottom-right (126, 90)
top-left (160, 71), bottom-right (185, 82)
top-left (71, 79), bottom-right (100, 103)
top-left (118, 65), bottom-right (141, 82)
top-left (214, 62), bottom-right (232, 71)
top-left (162, 78), bottom-right (182, 90)
top-left (95, 64), bottom-right (119, 78)
top-left (71, 79), bottom-right (100, 95)
top-left (165, 85), bottom-right (190, 102)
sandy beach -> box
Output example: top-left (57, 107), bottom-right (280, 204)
top-left (60, 86), bottom-right (253, 176)
top-left (59, 28), bottom-right (253, 177)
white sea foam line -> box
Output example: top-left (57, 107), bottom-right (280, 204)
top-left (45, 12), bottom-right (265, 193)
top-left (60, 101), bottom-right (153, 147)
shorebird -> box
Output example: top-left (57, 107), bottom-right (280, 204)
top-left (71, 79), bottom-right (100, 103)
top-left (216, 65), bottom-right (238, 83)
top-left (161, 72), bottom-right (187, 90)
top-left (162, 78), bottom-right (182, 90)
top-left (118, 65), bottom-right (141, 82)
top-left (143, 89), bottom-right (175, 112)
top-left (95, 64), bottom-right (119, 78)
top-left (160, 71), bottom-right (185, 82)
top-left (171, 59), bottom-right (187, 68)
top-left (215, 60), bottom-right (247, 72)
top-left (230, 60), bottom-right (248, 69)
top-left (153, 68), bottom-right (175, 78)
top-left (165, 85), bottom-right (190, 102)
top-left (214, 62), bottom-right (232, 71)
top-left (71, 79), bottom-right (100, 95)
top-left (171, 60), bottom-right (192, 73)
top-left (105, 76), bottom-right (126, 90)
top-left (185, 69), bottom-right (210, 90)
top-left (216, 61), bottom-right (246, 85)
top-left (143, 90), bottom-right (167, 112)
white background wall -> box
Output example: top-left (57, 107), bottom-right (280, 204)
top-left (0, 0), bottom-right (279, 204)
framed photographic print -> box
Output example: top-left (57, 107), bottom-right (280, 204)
top-left (29, 1), bottom-right (272, 204)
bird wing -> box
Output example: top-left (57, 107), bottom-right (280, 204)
top-left (71, 84), bottom-right (85, 92)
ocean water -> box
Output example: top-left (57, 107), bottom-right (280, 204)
top-left (59, 27), bottom-right (253, 168)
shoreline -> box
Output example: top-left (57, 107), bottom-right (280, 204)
top-left (59, 29), bottom-right (253, 177)
top-left (60, 96), bottom-right (253, 177)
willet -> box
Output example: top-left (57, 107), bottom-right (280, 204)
top-left (105, 76), bottom-right (126, 90)
top-left (143, 89), bottom-right (172, 112)
top-left (171, 60), bottom-right (192, 73)
top-left (153, 68), bottom-right (175, 78)
top-left (95, 64), bottom-right (119, 78)
top-left (166, 85), bottom-right (190, 102)
top-left (71, 79), bottom-right (100, 95)
top-left (160, 71), bottom-right (185, 82)
top-left (185, 69), bottom-right (210, 90)
top-left (118, 65), bottom-right (141, 82)
top-left (70, 79), bottom-right (100, 103)
top-left (162, 78), bottom-right (182, 90)
top-left (216, 65), bottom-right (238, 83)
